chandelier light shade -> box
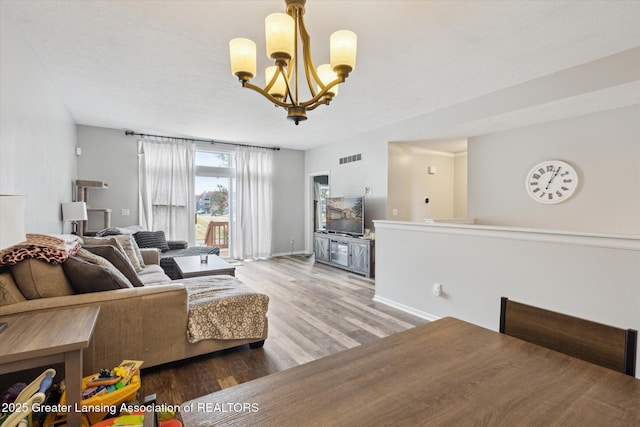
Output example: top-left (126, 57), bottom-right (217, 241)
top-left (330, 30), bottom-right (357, 72)
top-left (265, 66), bottom-right (287, 98)
top-left (265, 13), bottom-right (295, 60)
top-left (229, 0), bottom-right (357, 125)
top-left (317, 64), bottom-right (338, 96)
top-left (229, 38), bottom-right (257, 80)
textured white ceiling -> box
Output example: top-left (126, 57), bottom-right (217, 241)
top-left (4, 0), bottom-right (640, 150)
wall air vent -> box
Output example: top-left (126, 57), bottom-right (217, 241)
top-left (339, 153), bottom-right (362, 165)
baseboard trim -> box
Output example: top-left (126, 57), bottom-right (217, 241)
top-left (271, 250), bottom-right (310, 257)
top-left (373, 295), bottom-right (440, 322)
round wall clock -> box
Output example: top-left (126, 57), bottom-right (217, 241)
top-left (525, 160), bottom-right (579, 204)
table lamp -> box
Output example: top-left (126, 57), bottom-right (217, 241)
top-left (0, 194), bottom-right (27, 250)
top-left (62, 201), bottom-right (87, 235)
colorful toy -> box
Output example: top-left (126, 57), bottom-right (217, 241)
top-left (86, 368), bottom-right (121, 387)
top-left (0, 369), bottom-right (55, 427)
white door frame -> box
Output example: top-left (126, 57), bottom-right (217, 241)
top-left (305, 170), bottom-right (330, 254)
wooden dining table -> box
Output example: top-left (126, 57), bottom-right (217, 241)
top-left (181, 317), bottom-right (640, 426)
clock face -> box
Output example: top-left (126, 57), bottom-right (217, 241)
top-left (525, 160), bottom-right (579, 204)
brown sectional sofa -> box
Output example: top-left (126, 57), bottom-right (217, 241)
top-left (0, 243), bottom-right (268, 376)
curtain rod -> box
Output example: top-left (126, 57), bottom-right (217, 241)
top-left (124, 130), bottom-right (280, 151)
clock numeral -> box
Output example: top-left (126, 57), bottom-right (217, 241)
top-left (538, 168), bottom-right (545, 175)
top-left (532, 188), bottom-right (541, 193)
top-left (530, 181), bottom-right (539, 186)
top-left (561, 171), bottom-right (570, 177)
top-left (556, 191), bottom-right (563, 198)
top-left (561, 186), bottom-right (569, 191)
top-left (539, 191), bottom-right (546, 198)
top-left (533, 173), bottom-right (541, 180)
top-left (548, 193), bottom-right (553, 200)
top-left (546, 165), bottom-right (554, 172)
top-left (563, 179), bottom-right (572, 183)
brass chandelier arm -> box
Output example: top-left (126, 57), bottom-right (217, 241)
top-left (297, 10), bottom-right (322, 99)
top-left (263, 65), bottom-right (280, 94)
top-left (279, 62), bottom-right (296, 106)
top-left (242, 81), bottom-right (292, 109)
top-left (243, 77), bottom-right (338, 112)
top-left (299, 76), bottom-right (343, 108)
top-left (305, 99), bottom-right (330, 111)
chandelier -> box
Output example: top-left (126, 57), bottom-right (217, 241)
top-left (229, 0), bottom-right (357, 125)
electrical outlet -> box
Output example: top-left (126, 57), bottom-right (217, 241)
top-left (392, 209), bottom-right (398, 216)
top-left (433, 283), bottom-right (442, 296)
top-left (364, 185), bottom-right (371, 195)
top-left (290, 238), bottom-right (294, 244)
top-left (121, 208), bottom-right (130, 216)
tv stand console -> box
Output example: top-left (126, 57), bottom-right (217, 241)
top-left (314, 232), bottom-right (375, 278)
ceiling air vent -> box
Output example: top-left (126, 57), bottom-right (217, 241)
top-left (339, 153), bottom-right (362, 165)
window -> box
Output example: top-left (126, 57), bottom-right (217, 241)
top-left (194, 150), bottom-right (234, 255)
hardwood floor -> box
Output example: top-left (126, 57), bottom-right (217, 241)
top-left (140, 255), bottom-right (427, 406)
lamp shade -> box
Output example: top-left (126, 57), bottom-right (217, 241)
top-left (265, 13), bottom-right (294, 60)
top-left (62, 202), bottom-right (88, 222)
top-left (317, 64), bottom-right (339, 96)
top-left (330, 30), bottom-right (357, 72)
top-left (265, 66), bottom-right (287, 98)
top-left (230, 38), bottom-right (257, 79)
top-left (0, 195), bottom-right (27, 249)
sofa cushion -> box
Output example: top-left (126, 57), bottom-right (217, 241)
top-left (134, 230), bottom-right (170, 252)
top-left (81, 236), bottom-right (124, 252)
top-left (95, 226), bottom-right (133, 236)
top-left (83, 235), bottom-right (145, 272)
top-left (81, 245), bottom-right (144, 287)
top-left (11, 258), bottom-right (75, 299)
top-left (62, 256), bottom-right (133, 293)
top-left (137, 264), bottom-right (171, 286)
top-left (0, 271), bottom-right (26, 306)
top-left (114, 234), bottom-right (146, 271)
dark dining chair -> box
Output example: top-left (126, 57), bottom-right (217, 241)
top-left (499, 297), bottom-right (637, 376)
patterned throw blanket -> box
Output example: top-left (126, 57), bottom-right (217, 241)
top-left (184, 276), bottom-right (269, 343)
top-left (0, 234), bottom-right (81, 266)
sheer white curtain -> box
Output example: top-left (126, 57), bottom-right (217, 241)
top-left (139, 139), bottom-right (195, 246)
top-left (231, 146), bottom-right (273, 260)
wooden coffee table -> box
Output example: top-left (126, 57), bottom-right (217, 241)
top-left (174, 254), bottom-right (236, 278)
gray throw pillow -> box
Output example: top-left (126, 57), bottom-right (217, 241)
top-left (95, 227), bottom-right (128, 236)
top-left (82, 245), bottom-right (144, 287)
top-left (134, 231), bottom-right (170, 252)
top-left (62, 256), bottom-right (133, 293)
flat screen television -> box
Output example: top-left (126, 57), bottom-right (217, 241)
top-left (326, 196), bottom-right (364, 236)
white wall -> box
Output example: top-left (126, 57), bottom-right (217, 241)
top-left (0, 4), bottom-right (76, 234)
top-left (374, 221), bottom-right (640, 378)
top-left (76, 126), bottom-right (138, 229)
top-left (271, 148), bottom-right (306, 255)
top-left (453, 153), bottom-right (467, 218)
top-left (305, 137), bottom-right (388, 250)
top-left (76, 125), bottom-right (305, 255)
top-left (467, 105), bottom-right (640, 234)
top-left (387, 143), bottom-right (459, 221)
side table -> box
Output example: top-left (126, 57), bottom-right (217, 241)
top-left (0, 306), bottom-right (100, 427)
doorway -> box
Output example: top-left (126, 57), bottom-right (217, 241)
top-left (306, 171), bottom-right (330, 254)
top-left (194, 150), bottom-right (234, 258)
